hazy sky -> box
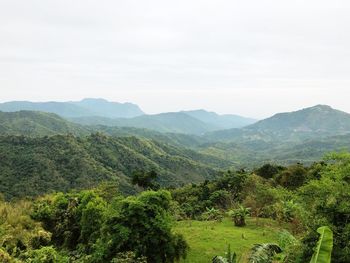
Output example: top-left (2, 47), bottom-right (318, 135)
top-left (0, 0), bottom-right (349, 118)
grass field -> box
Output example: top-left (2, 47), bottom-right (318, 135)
top-left (175, 217), bottom-right (283, 263)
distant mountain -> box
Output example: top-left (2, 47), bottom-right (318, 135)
top-left (71, 112), bottom-right (219, 135)
top-left (0, 134), bottom-right (224, 199)
top-left (0, 98), bottom-right (144, 118)
top-left (72, 98), bottom-right (144, 118)
top-left (182, 109), bottom-right (256, 129)
top-left (70, 110), bottom-right (257, 135)
top-left (0, 111), bottom-right (88, 136)
top-left (205, 105), bottom-right (350, 142)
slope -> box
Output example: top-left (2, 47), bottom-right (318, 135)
top-left (0, 110), bottom-right (89, 136)
top-left (0, 134), bottom-right (225, 199)
top-left (182, 109), bottom-right (256, 129)
top-left (205, 105), bottom-right (350, 142)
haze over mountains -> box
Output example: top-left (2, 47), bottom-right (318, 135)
top-left (1, 100), bottom-right (350, 142)
top-left (0, 98), bottom-right (144, 118)
top-left (0, 99), bottom-right (257, 134)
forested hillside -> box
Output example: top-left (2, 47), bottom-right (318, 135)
top-left (0, 111), bottom-right (88, 136)
top-left (0, 134), bottom-right (224, 199)
top-left (205, 105), bottom-right (350, 142)
top-left (3, 108), bottom-right (350, 168)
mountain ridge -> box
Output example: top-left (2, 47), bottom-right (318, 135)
top-left (204, 104), bottom-right (350, 142)
top-left (0, 98), bottom-right (144, 118)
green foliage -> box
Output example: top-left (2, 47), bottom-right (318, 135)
top-left (298, 153), bottom-right (350, 262)
top-left (309, 226), bottom-right (333, 263)
top-left (93, 190), bottom-right (188, 263)
top-left (31, 191), bottom-right (106, 251)
top-left (0, 134), bottom-right (219, 199)
top-left (255, 164), bottom-right (283, 179)
top-left (131, 170), bottom-right (160, 190)
top-left (276, 230), bottom-right (302, 263)
top-left (275, 164), bottom-right (308, 190)
top-left (201, 208), bottom-right (223, 222)
top-left (111, 251), bottom-right (147, 263)
top-left (171, 170), bottom-right (247, 219)
top-left (0, 249), bottom-right (16, 262)
top-left (1, 188), bottom-right (187, 262)
top-left (21, 246), bottom-right (69, 263)
top-left (212, 245), bottom-right (237, 263)
top-left (0, 111), bottom-right (88, 137)
top-left (0, 200), bottom-right (51, 257)
top-left (248, 243), bottom-right (282, 263)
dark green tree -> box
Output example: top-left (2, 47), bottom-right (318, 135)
top-left (93, 190), bottom-right (188, 263)
top-left (131, 170), bottom-right (160, 190)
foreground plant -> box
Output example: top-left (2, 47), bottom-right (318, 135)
top-left (309, 226), bottom-right (333, 263)
top-left (248, 243), bottom-right (282, 263)
top-left (212, 245), bottom-right (237, 263)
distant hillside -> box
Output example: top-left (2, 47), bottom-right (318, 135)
top-left (205, 105), bottom-right (350, 142)
top-left (72, 112), bottom-right (219, 135)
top-left (0, 134), bottom-right (225, 199)
top-left (0, 110), bottom-right (210, 148)
top-left (0, 111), bottom-right (88, 136)
top-left (71, 110), bottom-right (256, 134)
top-left (182, 109), bottom-right (256, 129)
top-left (0, 98), bottom-right (144, 118)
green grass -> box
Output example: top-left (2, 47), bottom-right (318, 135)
top-left (175, 217), bottom-right (283, 263)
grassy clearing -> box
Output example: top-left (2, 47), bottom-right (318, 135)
top-left (175, 217), bottom-right (283, 263)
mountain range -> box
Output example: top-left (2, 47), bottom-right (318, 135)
top-left (205, 105), bottom-right (350, 142)
top-left (69, 109), bottom-right (257, 135)
top-left (0, 99), bottom-right (257, 134)
top-left (2, 102), bottom-right (350, 198)
top-left (0, 98), bottom-right (144, 118)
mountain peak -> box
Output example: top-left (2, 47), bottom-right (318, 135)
top-left (246, 104), bottom-right (350, 137)
top-left (308, 104), bottom-right (333, 111)
top-left (80, 98), bottom-right (108, 103)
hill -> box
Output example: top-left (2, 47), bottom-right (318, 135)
top-left (0, 134), bottom-right (227, 199)
top-left (182, 109), bottom-right (256, 129)
top-left (72, 112), bottom-right (219, 135)
top-left (0, 110), bottom-right (209, 148)
top-left (0, 111), bottom-right (88, 136)
top-left (205, 105), bottom-right (350, 142)
top-left (70, 110), bottom-right (256, 134)
top-left (0, 98), bottom-right (144, 118)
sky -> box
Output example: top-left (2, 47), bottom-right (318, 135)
top-left (0, 0), bottom-right (349, 118)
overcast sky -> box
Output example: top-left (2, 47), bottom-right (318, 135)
top-left (0, 0), bottom-right (349, 118)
